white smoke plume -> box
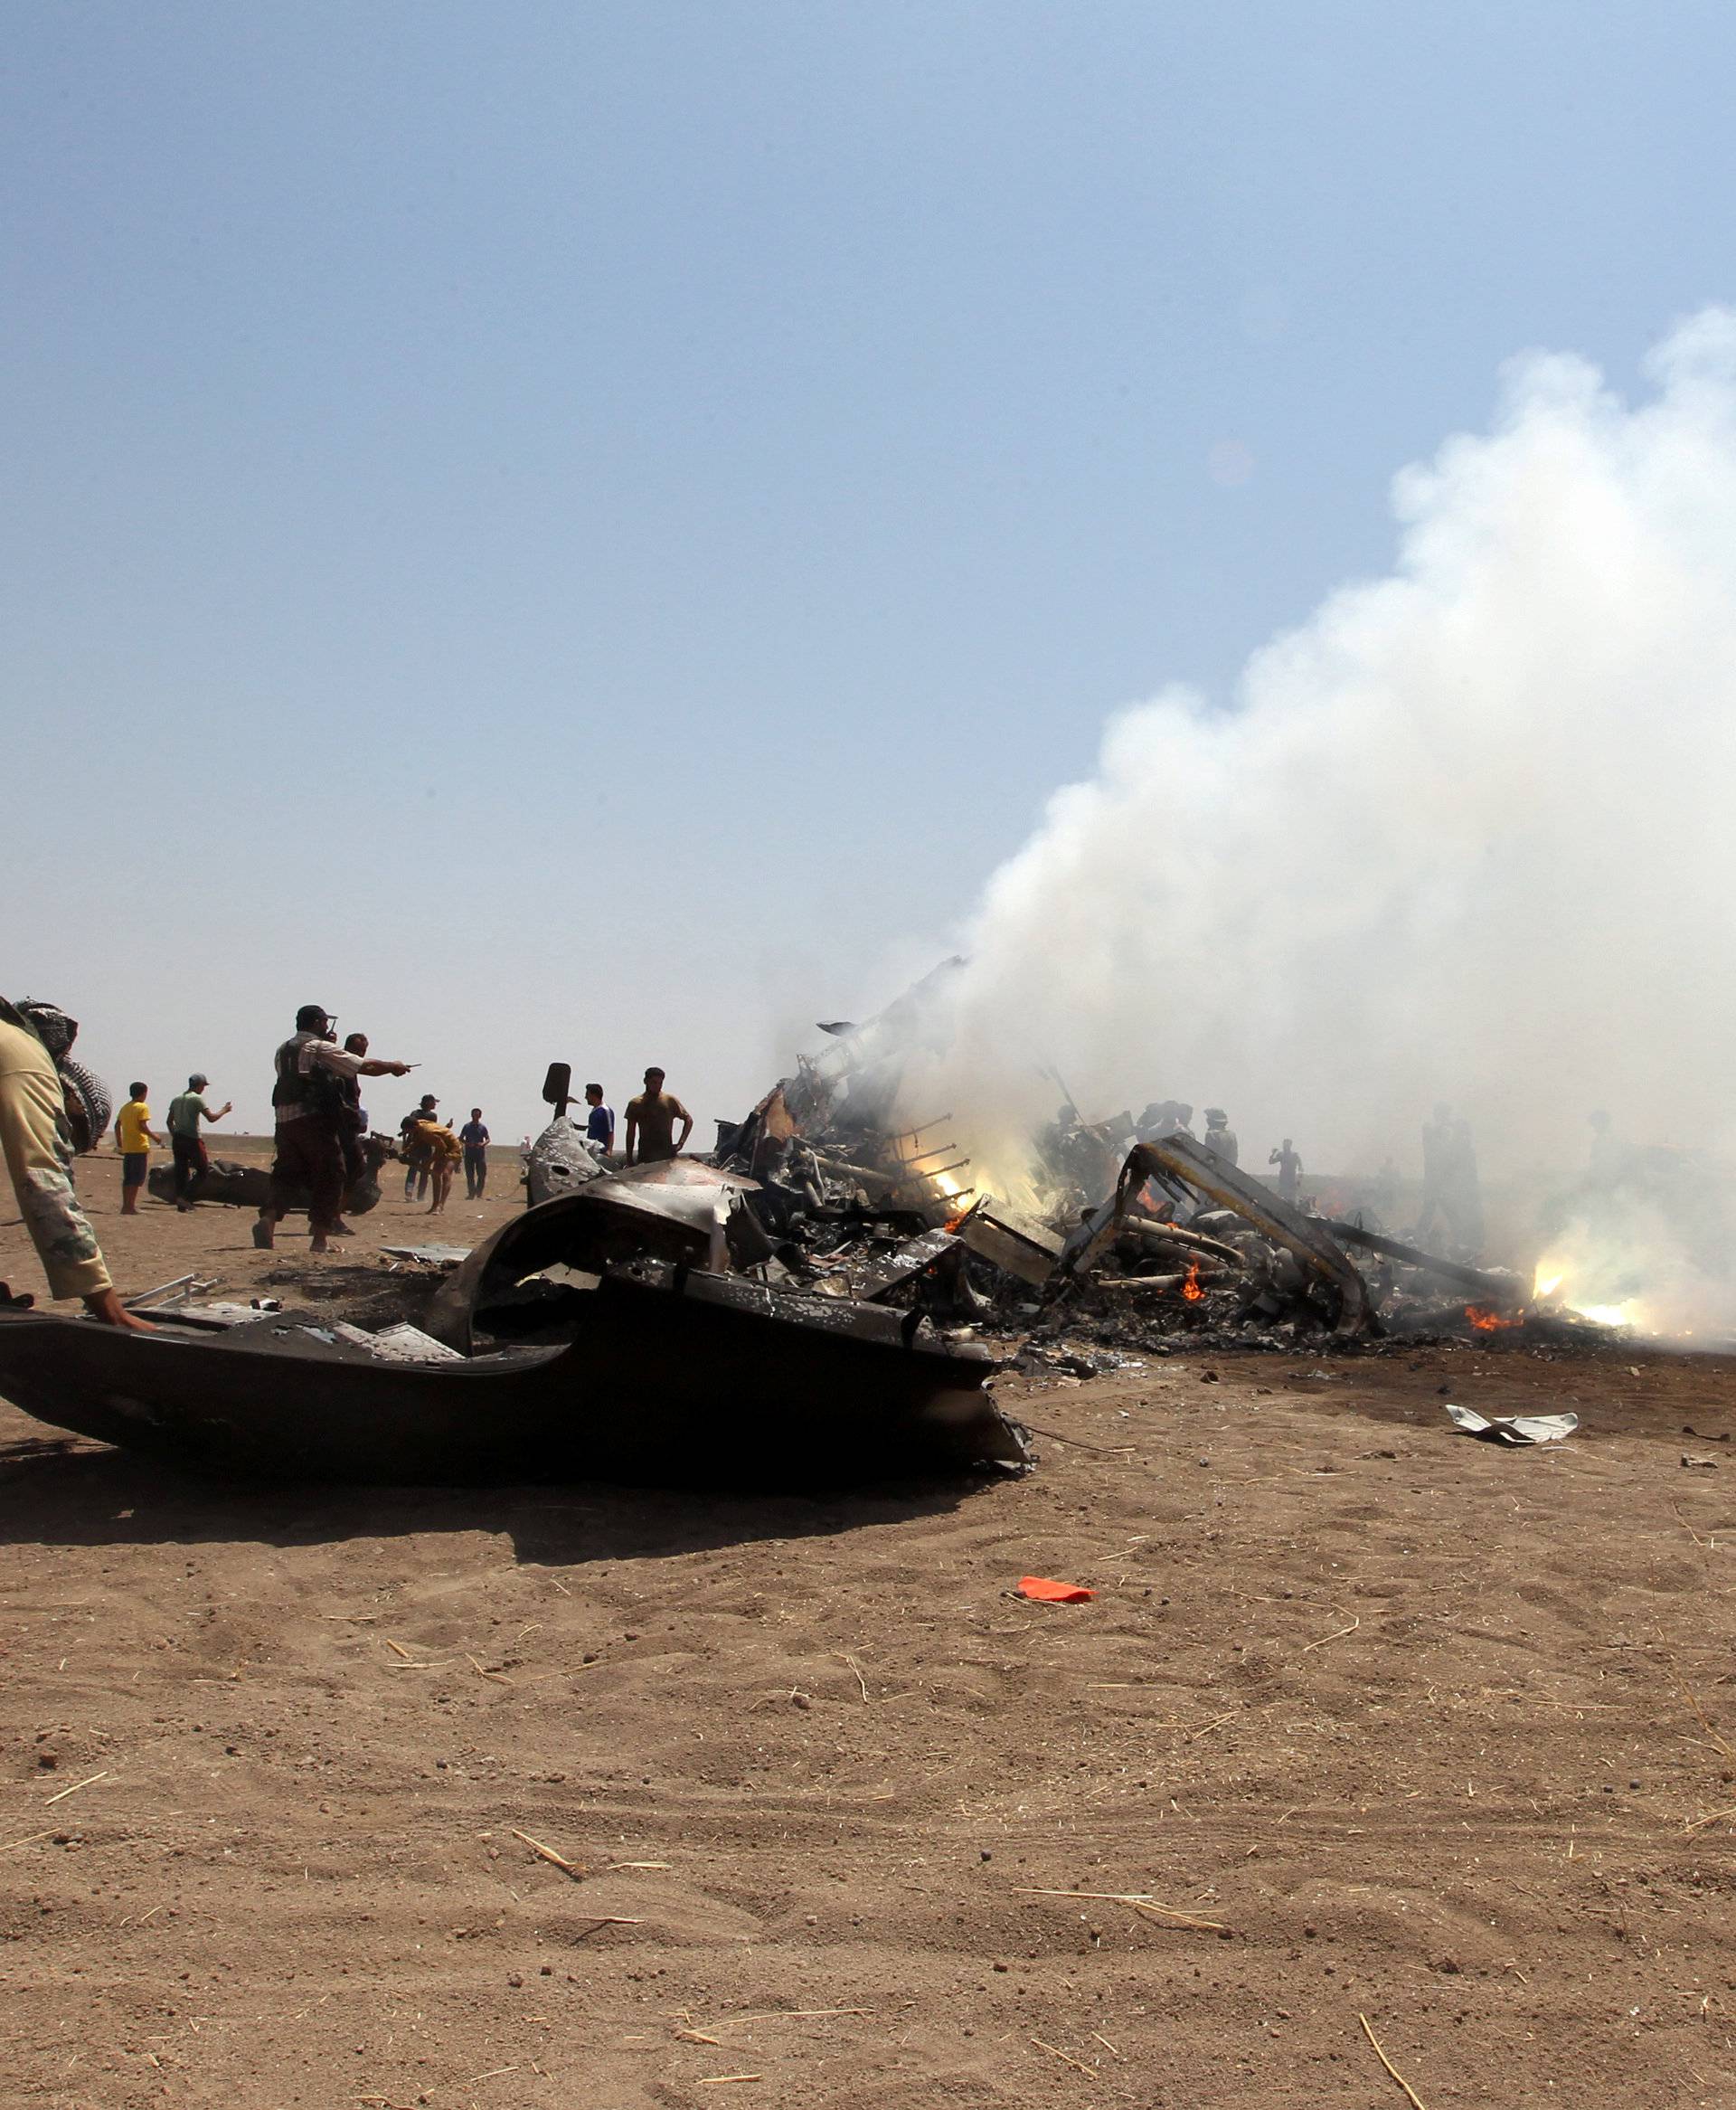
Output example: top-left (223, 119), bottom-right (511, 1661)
top-left (901, 312), bottom-right (1736, 1329)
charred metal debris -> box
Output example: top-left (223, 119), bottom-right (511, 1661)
top-left (677, 973), bottom-right (1631, 1368)
top-left (0, 969), bottom-right (1636, 1491)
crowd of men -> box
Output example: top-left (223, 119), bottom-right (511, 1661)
top-left (247, 1011), bottom-right (689, 1250)
top-left (0, 992), bottom-right (703, 1321)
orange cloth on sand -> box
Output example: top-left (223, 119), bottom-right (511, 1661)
top-left (1018, 1575), bottom-right (1094, 1603)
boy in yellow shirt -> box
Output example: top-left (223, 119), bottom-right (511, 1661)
top-left (114, 1083), bottom-right (160, 1216)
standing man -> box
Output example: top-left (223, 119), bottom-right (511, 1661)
top-left (1447, 1114), bottom-right (1485, 1254)
top-left (1415, 1102), bottom-right (1453, 1241)
top-left (336, 1033), bottom-right (373, 1197)
top-left (165, 1073), bottom-right (232, 1211)
top-left (583, 1082), bottom-right (615, 1156)
top-left (1203, 1108), bottom-right (1239, 1167)
top-left (114, 1083), bottom-right (160, 1215)
top-left (401, 1093), bottom-right (439, 1201)
top-left (0, 996), bottom-right (146, 1327)
top-left (623, 1067), bottom-right (693, 1167)
top-left (459, 1107), bottom-right (490, 1198)
top-left (1269, 1137), bottom-right (1303, 1205)
top-left (254, 1005), bottom-right (411, 1254)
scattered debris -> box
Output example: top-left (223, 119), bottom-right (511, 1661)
top-left (42, 1770), bottom-right (108, 1806)
top-left (379, 1244), bottom-right (474, 1270)
top-left (524, 1117), bottom-right (608, 1206)
top-left (1358, 2011), bottom-right (1430, 2110)
top-left (333, 1321), bottom-right (463, 1366)
top-left (1446, 1405), bottom-right (1579, 1445)
top-left (1013, 1885), bottom-right (1231, 1934)
top-left (122, 1273), bottom-right (205, 1310)
top-left (1064, 1135), bottom-right (1377, 1335)
top-left (1018, 1576), bottom-right (1095, 1603)
top-left (511, 1829), bottom-right (585, 1879)
top-left (1325, 1220), bottom-right (1524, 1308)
top-left (958, 1198), bottom-right (1066, 1286)
top-left (1030, 2035), bottom-right (1098, 2077)
top-left (128, 1300), bottom-right (281, 1330)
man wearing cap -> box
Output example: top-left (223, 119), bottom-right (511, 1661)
top-left (0, 995), bottom-right (146, 1327)
top-left (165, 1073), bottom-right (233, 1211)
top-left (623, 1067), bottom-right (693, 1168)
top-left (400, 1093), bottom-right (440, 1201)
top-left (255, 1006), bottom-right (412, 1254)
top-left (459, 1107), bottom-right (491, 1198)
top-left (1203, 1108), bottom-right (1240, 1167)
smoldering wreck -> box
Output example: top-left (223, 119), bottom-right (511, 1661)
top-left (0, 963), bottom-right (1646, 1489)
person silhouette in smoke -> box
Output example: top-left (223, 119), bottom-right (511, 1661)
top-left (1588, 1109), bottom-right (1623, 1187)
top-left (1415, 1102), bottom-right (1484, 1254)
top-left (1203, 1108), bottom-right (1239, 1166)
top-left (1415, 1102), bottom-right (1454, 1241)
top-left (1269, 1136), bottom-right (1303, 1204)
top-left (1448, 1114), bottom-right (1484, 1253)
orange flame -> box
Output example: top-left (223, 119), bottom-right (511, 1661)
top-left (1182, 1258), bottom-right (1205, 1303)
top-left (1465, 1304), bottom-right (1522, 1332)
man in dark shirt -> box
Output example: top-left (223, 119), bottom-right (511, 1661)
top-left (401, 1093), bottom-right (439, 1200)
top-left (583, 1083), bottom-right (615, 1155)
top-left (1415, 1102), bottom-right (1453, 1240)
top-left (335, 1033), bottom-right (371, 1200)
top-left (624, 1068), bottom-right (693, 1167)
top-left (459, 1108), bottom-right (490, 1197)
top-left (256, 1005), bottom-right (410, 1252)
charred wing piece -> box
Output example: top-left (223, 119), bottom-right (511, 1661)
top-left (0, 1264), bottom-right (1027, 1487)
top-left (1068, 1135), bottom-right (1378, 1337)
top-left (429, 1163), bottom-right (763, 1349)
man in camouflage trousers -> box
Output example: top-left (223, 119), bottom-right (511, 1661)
top-left (0, 999), bottom-right (146, 1328)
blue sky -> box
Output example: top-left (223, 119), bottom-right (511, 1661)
top-left (5, 3), bottom-right (1731, 1137)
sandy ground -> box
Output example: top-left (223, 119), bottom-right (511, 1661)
top-left (3, 1150), bottom-right (1736, 2107)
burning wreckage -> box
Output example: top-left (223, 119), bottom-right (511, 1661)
top-left (0, 968), bottom-right (1637, 1490)
top-left (685, 988), bottom-right (1617, 1359)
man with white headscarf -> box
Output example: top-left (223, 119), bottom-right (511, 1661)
top-left (0, 997), bottom-right (146, 1328)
